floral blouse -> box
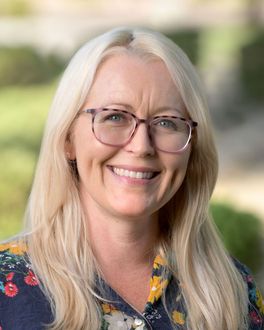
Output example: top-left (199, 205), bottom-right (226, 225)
top-left (0, 242), bottom-right (263, 330)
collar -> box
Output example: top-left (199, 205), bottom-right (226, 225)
top-left (146, 254), bottom-right (171, 305)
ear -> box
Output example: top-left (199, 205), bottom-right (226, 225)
top-left (65, 134), bottom-right (76, 160)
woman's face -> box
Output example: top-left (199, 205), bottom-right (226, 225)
top-left (68, 53), bottom-right (191, 220)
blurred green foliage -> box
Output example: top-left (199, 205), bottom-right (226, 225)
top-left (0, 83), bottom-right (56, 240)
top-left (0, 0), bottom-right (32, 16)
top-left (0, 47), bottom-right (65, 87)
top-left (166, 30), bottom-right (199, 65)
top-left (211, 203), bottom-right (263, 272)
top-left (241, 29), bottom-right (264, 101)
top-left (167, 26), bottom-right (264, 101)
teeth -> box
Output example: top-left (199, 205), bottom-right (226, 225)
top-left (113, 167), bottom-right (154, 179)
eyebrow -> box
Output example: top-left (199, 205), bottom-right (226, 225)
top-left (153, 106), bottom-right (184, 116)
top-left (102, 103), bottom-right (184, 116)
top-left (102, 102), bottom-right (134, 111)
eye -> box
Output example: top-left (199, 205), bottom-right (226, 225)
top-left (151, 117), bottom-right (188, 135)
top-left (105, 113), bottom-right (124, 122)
top-left (97, 110), bottom-right (132, 126)
top-left (154, 118), bottom-right (179, 131)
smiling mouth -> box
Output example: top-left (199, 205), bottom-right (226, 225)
top-left (111, 167), bottom-right (159, 179)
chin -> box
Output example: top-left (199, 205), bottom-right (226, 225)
top-left (110, 202), bottom-right (155, 220)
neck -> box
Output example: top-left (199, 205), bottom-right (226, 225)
top-left (83, 200), bottom-right (159, 272)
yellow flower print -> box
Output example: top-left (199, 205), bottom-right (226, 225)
top-left (153, 255), bottom-right (166, 269)
top-left (172, 310), bottom-right (185, 325)
top-left (101, 303), bottom-right (117, 314)
top-left (0, 242), bottom-right (27, 255)
top-left (147, 275), bottom-right (168, 304)
top-left (256, 289), bottom-right (264, 315)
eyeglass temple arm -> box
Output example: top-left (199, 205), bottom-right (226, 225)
top-left (83, 109), bottom-right (96, 114)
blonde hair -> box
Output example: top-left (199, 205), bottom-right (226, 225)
top-left (24, 27), bottom-right (248, 329)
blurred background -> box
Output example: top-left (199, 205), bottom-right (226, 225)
top-left (0, 0), bottom-right (263, 289)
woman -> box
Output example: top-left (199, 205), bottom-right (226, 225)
top-left (0, 27), bottom-right (263, 330)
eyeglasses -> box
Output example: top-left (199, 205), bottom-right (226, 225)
top-left (80, 108), bottom-right (197, 154)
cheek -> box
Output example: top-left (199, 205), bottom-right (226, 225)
top-left (163, 151), bottom-right (191, 196)
top-left (72, 121), bottom-right (99, 161)
top-left (155, 154), bottom-right (190, 211)
top-left (75, 142), bottom-right (113, 170)
top-left (73, 131), bottom-right (118, 181)
top-left (167, 149), bottom-right (191, 176)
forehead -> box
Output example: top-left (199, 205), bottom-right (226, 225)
top-left (85, 53), bottom-right (184, 112)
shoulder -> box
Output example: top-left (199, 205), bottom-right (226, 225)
top-left (0, 240), bottom-right (31, 287)
top-left (233, 258), bottom-right (264, 329)
top-left (0, 240), bottom-right (39, 299)
top-left (0, 239), bottom-right (30, 271)
top-left (0, 241), bottom-right (27, 256)
top-left (0, 241), bottom-right (53, 329)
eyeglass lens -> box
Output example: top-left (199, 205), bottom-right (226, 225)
top-left (93, 109), bottom-right (192, 153)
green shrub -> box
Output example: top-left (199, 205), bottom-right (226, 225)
top-left (0, 47), bottom-right (64, 87)
top-left (165, 29), bottom-right (200, 65)
top-left (241, 29), bottom-right (264, 101)
top-left (211, 203), bottom-right (263, 272)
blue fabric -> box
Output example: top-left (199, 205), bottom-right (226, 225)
top-left (0, 243), bottom-right (263, 329)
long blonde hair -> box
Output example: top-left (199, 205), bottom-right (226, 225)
top-left (24, 27), bottom-right (248, 329)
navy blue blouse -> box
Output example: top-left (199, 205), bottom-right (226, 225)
top-left (0, 242), bottom-right (263, 329)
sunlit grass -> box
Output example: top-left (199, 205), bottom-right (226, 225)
top-left (0, 83), bottom-right (56, 142)
top-left (198, 25), bottom-right (259, 68)
top-left (0, 0), bottom-right (32, 16)
top-left (0, 82), bottom-right (56, 240)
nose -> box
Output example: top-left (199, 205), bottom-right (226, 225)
top-left (124, 122), bottom-right (155, 157)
